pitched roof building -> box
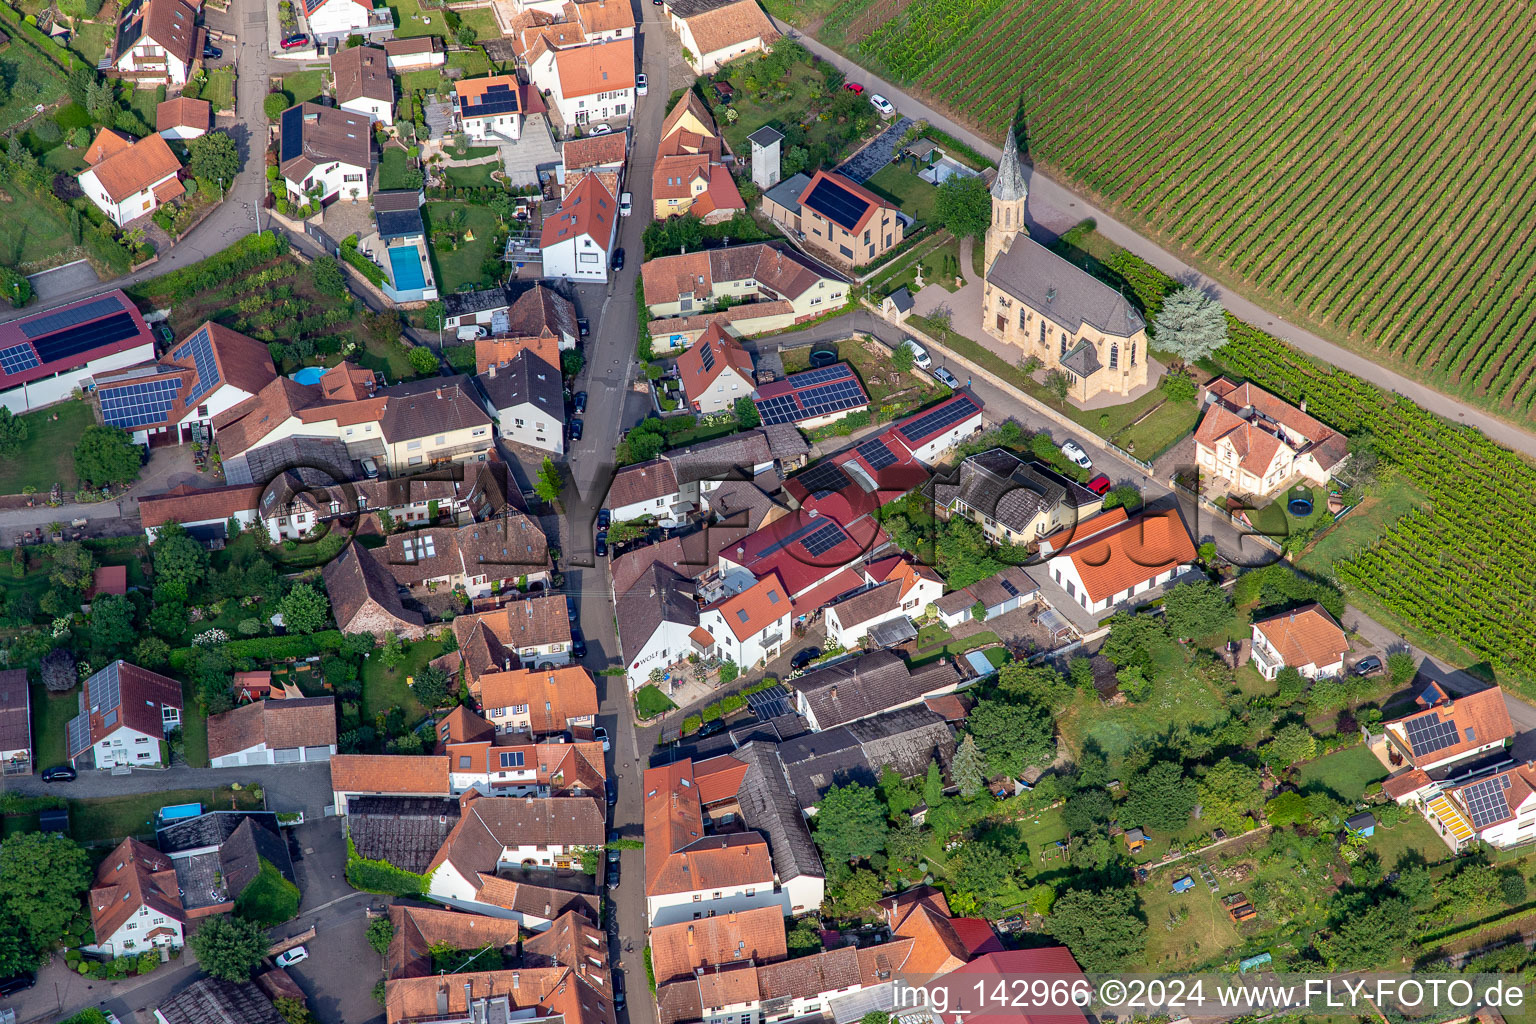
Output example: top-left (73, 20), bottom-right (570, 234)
top-left (332, 44), bottom-right (395, 124)
top-left (877, 885), bottom-right (1002, 975)
top-left (155, 96), bottom-right (211, 140)
top-left (666, 0), bottom-right (778, 74)
top-left (322, 540), bottom-right (428, 640)
top-left (540, 170), bottom-right (620, 283)
top-left (1250, 603), bottom-right (1349, 681)
top-left (649, 906), bottom-right (788, 984)
top-left (87, 837), bottom-right (185, 955)
top-left (928, 447), bottom-right (1103, 547)
top-left (0, 669), bottom-right (31, 776)
top-left (78, 128), bottom-right (183, 227)
top-left (791, 650), bottom-right (962, 732)
top-left (653, 91), bottom-right (745, 222)
top-left (1194, 377), bottom-right (1349, 499)
top-left (1379, 684), bottom-right (1514, 777)
top-left (277, 102), bottom-right (372, 202)
top-left (1041, 507), bottom-right (1198, 617)
top-left (67, 660), bottom-right (183, 769)
top-left (153, 976), bottom-right (288, 1024)
top-left (206, 697), bottom-right (338, 767)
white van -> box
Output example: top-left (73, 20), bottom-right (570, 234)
top-left (902, 338), bottom-right (932, 369)
top-left (620, 193), bottom-right (633, 217)
top-left (456, 325), bottom-right (487, 341)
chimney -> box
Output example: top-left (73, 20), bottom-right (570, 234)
top-left (728, 910), bottom-right (737, 923)
top-left (651, 586), bottom-right (657, 598)
top-left (830, 685), bottom-right (837, 700)
top-left (464, 983), bottom-right (474, 1016)
top-left (437, 985), bottom-right (450, 1015)
top-left (1299, 399), bottom-right (1307, 413)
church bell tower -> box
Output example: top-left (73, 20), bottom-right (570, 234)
top-left (985, 123), bottom-right (1028, 275)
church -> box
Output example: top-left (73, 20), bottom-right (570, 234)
top-left (981, 130), bottom-right (1153, 403)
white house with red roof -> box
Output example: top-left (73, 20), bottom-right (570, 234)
top-left (1194, 377), bottom-right (1348, 499)
top-left (1250, 602), bottom-right (1349, 680)
top-left (0, 291), bottom-right (157, 415)
top-left (1441, 761), bottom-right (1536, 850)
top-left (454, 75), bottom-right (527, 143)
top-left (526, 37), bottom-right (636, 130)
top-left (696, 574), bottom-right (792, 671)
top-left (929, 947), bottom-right (1091, 1024)
top-left (1042, 507), bottom-right (1198, 616)
top-left (67, 661), bottom-right (184, 770)
top-left (303, 0), bottom-right (393, 45)
top-left (677, 322), bottom-right (755, 414)
top-left (540, 171), bottom-right (619, 282)
top-left (111, 0), bottom-right (201, 86)
top-left (712, 509), bottom-right (885, 625)
top-left (85, 838), bottom-right (186, 956)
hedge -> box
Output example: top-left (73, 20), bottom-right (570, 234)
top-left (341, 241), bottom-right (388, 287)
top-left (168, 630), bottom-right (347, 672)
top-left (0, 4), bottom-right (77, 70)
top-left (683, 677), bottom-right (780, 734)
top-left (346, 835), bottom-right (427, 896)
top-left (129, 232), bottom-right (286, 303)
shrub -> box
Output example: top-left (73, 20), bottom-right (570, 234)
top-left (346, 837), bottom-right (427, 896)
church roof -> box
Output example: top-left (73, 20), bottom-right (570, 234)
top-left (991, 125), bottom-right (1027, 203)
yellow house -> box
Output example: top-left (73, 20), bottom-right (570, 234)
top-left (652, 92), bottom-right (743, 222)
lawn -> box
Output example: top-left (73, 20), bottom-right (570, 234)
top-left (1057, 645), bottom-right (1231, 761)
top-left (1139, 867), bottom-right (1245, 969)
top-left (779, 337), bottom-right (942, 420)
top-left (280, 69), bottom-right (326, 105)
top-left (1297, 476), bottom-right (1429, 574)
top-left (68, 786), bottom-right (265, 843)
top-left (125, 86), bottom-right (161, 127)
top-left (1249, 484), bottom-right (1327, 541)
top-left (457, 7), bottom-right (500, 41)
top-left (911, 630), bottom-right (1000, 666)
top-left (178, 678), bottom-right (210, 767)
top-left (360, 638), bottom-right (445, 729)
top-left (1096, 391), bottom-right (1201, 462)
top-left (1295, 744), bottom-right (1387, 803)
top-left (1365, 812), bottom-right (1454, 872)
top-left (66, 20), bottom-right (113, 64)
top-left (864, 161), bottom-right (946, 226)
top-left (868, 232), bottom-right (963, 297)
top-left (390, 0), bottom-right (449, 38)
top-left (378, 149), bottom-right (415, 190)
top-left (0, 399), bottom-right (95, 494)
top-left (444, 162), bottom-right (499, 188)
top-left (634, 684), bottom-right (677, 720)
top-left (0, 49), bottom-right (67, 133)
top-left (204, 67), bottom-right (237, 112)
top-left (423, 201), bottom-right (500, 294)
top-left (0, 171), bottom-right (79, 274)
top-left (29, 683), bottom-right (78, 772)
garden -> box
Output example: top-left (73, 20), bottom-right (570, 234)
top-left (424, 201), bottom-right (503, 294)
top-left (0, 399), bottom-right (96, 494)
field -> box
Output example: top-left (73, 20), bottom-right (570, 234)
top-left (776, 0), bottom-right (1536, 427)
top-left (0, 174), bottom-right (79, 273)
top-left (0, 400), bottom-right (95, 494)
top-left (0, 47), bottom-right (67, 133)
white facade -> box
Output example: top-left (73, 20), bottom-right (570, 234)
top-left (1249, 624), bottom-right (1345, 681)
top-left (306, 0), bottom-right (391, 42)
top-left (340, 94), bottom-right (394, 126)
top-left (608, 486), bottom-right (683, 526)
top-left (1044, 557), bottom-right (1193, 616)
top-left (645, 878), bottom-right (786, 928)
top-left (697, 603), bottom-right (789, 672)
top-left (210, 740), bottom-right (336, 768)
top-left (526, 45), bottom-right (635, 127)
top-left (906, 407), bottom-right (984, 464)
top-left (824, 601), bottom-right (904, 650)
top-left (84, 724), bottom-right (170, 770)
top-left (688, 366), bottom-right (755, 415)
top-left (425, 864), bottom-right (564, 928)
top-left (674, 22), bottom-right (768, 76)
top-left (283, 157), bottom-right (370, 206)
top-left (461, 110), bottom-right (522, 143)
top-left (541, 225), bottom-right (614, 283)
top-left (79, 164), bottom-right (180, 228)
top-left (114, 37), bottom-right (193, 86)
top-left (623, 618), bottom-right (698, 692)
top-left (386, 47), bottom-right (444, 71)
top-left (684, 969), bottom-right (885, 1024)
top-left (86, 910), bottom-right (184, 958)
top-left (494, 397), bottom-right (565, 455)
top-left (145, 508), bottom-right (261, 543)
top-left (1, 342), bottom-right (154, 415)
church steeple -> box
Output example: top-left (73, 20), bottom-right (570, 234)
top-left (985, 121), bottom-right (1028, 275)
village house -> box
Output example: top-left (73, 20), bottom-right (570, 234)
top-left (85, 838), bottom-right (186, 956)
top-left (67, 661), bottom-right (183, 771)
top-left (663, 0), bottom-right (778, 74)
top-left (384, 517), bottom-right (552, 599)
top-left (322, 540), bottom-right (429, 640)
top-left (154, 811), bottom-right (298, 923)
top-left (928, 447), bottom-right (1104, 546)
top-left (791, 650), bottom-right (962, 732)
top-left (383, 36), bottom-right (445, 71)
top-left (155, 96), bottom-right (210, 140)
top-left (303, 0), bottom-right (394, 45)
top-left (477, 665), bottom-right (599, 738)
top-left (616, 563), bottom-right (701, 693)
top-left (876, 885), bottom-right (1003, 975)
top-left (1440, 762), bottom-right (1536, 851)
top-left (560, 132), bottom-right (627, 201)
top-left (1194, 377), bottom-right (1349, 498)
top-left (332, 44), bottom-right (395, 125)
top-left (1249, 603), bottom-right (1349, 680)
top-left (454, 282), bottom-right (580, 352)
top-left (277, 103), bottom-right (372, 206)
top-left (476, 350), bottom-right (566, 456)
top-left (695, 574), bottom-right (793, 672)
top-left (1041, 507), bottom-right (1198, 617)
top-left (653, 91), bottom-right (744, 222)
top-left (78, 128), bottom-right (184, 227)
top-left (526, 37), bottom-right (636, 130)
top-left (455, 75), bottom-right (528, 143)
top-left (110, 0), bottom-right (201, 86)
top-left (443, 732), bottom-right (606, 798)
top-left (0, 289), bottom-right (158, 416)
top-left (764, 169), bottom-right (905, 268)
top-left (540, 171), bottom-right (621, 282)
top-left (677, 322), bottom-right (756, 414)
top-left (442, 596), bottom-right (576, 686)
top-left (932, 565), bottom-right (1040, 629)
top-left (206, 697), bottom-right (338, 767)
top-left (0, 669), bottom-right (32, 776)
top-left (649, 907), bottom-right (788, 985)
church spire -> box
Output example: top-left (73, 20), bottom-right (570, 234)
top-left (991, 123), bottom-right (1027, 203)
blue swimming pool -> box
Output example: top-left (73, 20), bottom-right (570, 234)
top-left (292, 367), bottom-right (325, 385)
top-left (387, 245), bottom-right (427, 291)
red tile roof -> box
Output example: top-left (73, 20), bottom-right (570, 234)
top-left (90, 837), bottom-right (184, 945)
top-left (156, 96), bottom-right (211, 133)
top-left (1252, 603), bottom-right (1348, 670)
top-left (539, 170), bottom-right (616, 251)
top-left (650, 907), bottom-right (787, 984)
top-left (330, 754), bottom-right (450, 795)
top-left (677, 322), bottom-right (754, 407)
top-left (1049, 507), bottom-right (1198, 603)
top-left (1384, 685), bottom-right (1514, 766)
top-left (82, 129), bottom-right (182, 204)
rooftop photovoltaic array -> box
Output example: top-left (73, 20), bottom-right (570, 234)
top-left (1460, 775), bottom-right (1514, 828)
top-left (100, 375), bottom-right (183, 429)
top-left (1403, 713), bottom-right (1461, 756)
top-left (30, 312), bottom-right (143, 366)
top-left (173, 326), bottom-right (221, 405)
top-left (799, 522), bottom-right (846, 557)
top-left (280, 107), bottom-right (304, 162)
top-left (804, 176), bottom-right (870, 232)
top-left (793, 461), bottom-right (852, 498)
top-left (698, 339), bottom-right (716, 372)
top-left (746, 683), bottom-right (792, 720)
top-left (855, 436), bottom-right (897, 470)
top-left (898, 393), bottom-right (979, 445)
top-left (786, 364), bottom-right (857, 389)
top-left (461, 81), bottom-right (520, 117)
top-left (755, 373), bottom-right (868, 425)
top-left (20, 296), bottom-right (122, 338)
top-left (0, 343), bottom-right (40, 375)
top-left (89, 661), bottom-right (123, 714)
top-left (66, 713), bottom-right (92, 758)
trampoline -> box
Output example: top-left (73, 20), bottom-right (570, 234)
top-left (1287, 491), bottom-right (1314, 517)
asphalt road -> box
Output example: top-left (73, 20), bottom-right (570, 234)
top-left (764, 19), bottom-right (1536, 463)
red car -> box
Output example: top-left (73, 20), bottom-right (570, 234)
top-left (1086, 474), bottom-right (1112, 495)
top-left (844, 82), bottom-right (864, 94)
top-left (280, 33), bottom-right (308, 49)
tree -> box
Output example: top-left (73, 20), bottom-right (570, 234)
top-left (1262, 722), bottom-right (1317, 769)
top-left (952, 733), bottom-right (986, 797)
top-left (1387, 650), bottom-right (1416, 684)
top-left (825, 868), bottom-right (884, 919)
top-left (188, 130), bottom-right (239, 187)
top-left (811, 782), bottom-right (888, 864)
top-left (956, 837), bottom-right (1023, 915)
top-left (367, 917), bottom-right (395, 956)
top-left (932, 173), bottom-right (992, 240)
top-left (1042, 370), bottom-right (1070, 403)
top-left (1101, 483), bottom-right (1143, 511)
top-left (189, 913), bottom-right (271, 981)
top-left (152, 523), bottom-right (209, 595)
top-left (562, 349), bottom-right (585, 377)
top-left (1162, 580), bottom-right (1232, 640)
top-left (274, 997), bottom-right (314, 1024)
top-left (1320, 895), bottom-right (1414, 969)
top-left (1502, 871), bottom-right (1528, 905)
top-left (0, 832), bottom-right (91, 955)
top-left (1061, 788), bottom-right (1114, 837)
top-left (414, 663), bottom-right (451, 708)
top-left (279, 583), bottom-right (331, 635)
top-left (1048, 886), bottom-right (1146, 971)
top-left (970, 599), bottom-right (988, 623)
top-left (89, 593), bottom-right (136, 654)
top-left (313, 255), bottom-right (347, 297)
top-left (86, 77), bottom-right (117, 124)
top-left (734, 396), bottom-right (760, 430)
top-left (265, 91), bottom-right (292, 119)
top-left (379, 630), bottom-right (406, 670)
top-left (73, 425), bottom-right (141, 487)
top-left (407, 346), bottom-right (438, 375)
top-left (1160, 370), bottom-right (1198, 403)
top-left (1152, 286), bottom-right (1228, 362)
top-left (134, 635), bottom-right (171, 668)
top-left (50, 542), bottom-right (95, 591)
top-left (41, 647), bottom-right (78, 693)
top-left (193, 647), bottom-right (235, 715)
top-left (535, 457), bottom-right (563, 504)
top-left (0, 911), bottom-right (35, 979)
top-left (1099, 611), bottom-right (1168, 673)
top-left (642, 215), bottom-right (705, 259)
top-left (996, 661), bottom-right (1072, 712)
top-left (1198, 757), bottom-right (1262, 832)
top-left (0, 407), bottom-right (28, 457)
top-left (967, 699), bottom-right (1054, 777)
top-left (1122, 762), bottom-right (1197, 833)
top-left (150, 601), bottom-right (189, 642)
top-left (717, 660), bottom-right (739, 685)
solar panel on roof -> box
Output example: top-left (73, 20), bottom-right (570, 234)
top-left (91, 661), bottom-right (122, 714)
top-left (1404, 713), bottom-right (1461, 756)
top-left (799, 522), bottom-right (846, 557)
top-left (898, 393), bottom-right (979, 444)
top-left (19, 296), bottom-right (122, 339)
top-left (804, 177), bottom-right (871, 232)
top-left (0, 342), bottom-right (40, 376)
top-left (31, 312), bottom-right (143, 366)
top-left (855, 436), bottom-right (897, 470)
top-left (754, 394), bottom-right (801, 425)
top-left (1460, 776), bottom-right (1514, 828)
top-left (462, 82), bottom-right (521, 117)
top-left (66, 713), bottom-right (91, 758)
top-left (785, 364), bottom-right (855, 388)
top-left (280, 107), bottom-right (304, 162)
top-left (173, 326), bottom-right (221, 405)
top-left (1000, 577), bottom-right (1019, 597)
top-left (100, 375), bottom-right (182, 429)
top-left (699, 339), bottom-right (716, 372)
top-left (794, 462), bottom-right (851, 498)
top-left (746, 684), bottom-right (792, 720)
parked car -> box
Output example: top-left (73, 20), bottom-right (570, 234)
top-left (572, 632), bottom-right (587, 659)
top-left (41, 765), bottom-right (76, 783)
top-left (203, 43), bottom-right (222, 59)
top-left (594, 726), bottom-right (610, 752)
top-left (567, 597), bottom-right (578, 622)
top-left (902, 338), bottom-right (932, 368)
top-left (620, 192), bottom-right (633, 217)
top-left (280, 33), bottom-right (308, 49)
top-left (598, 508), bottom-right (611, 528)
top-left (573, 391), bottom-right (587, 413)
top-left (614, 972), bottom-right (626, 1009)
top-left (933, 366), bottom-right (961, 389)
top-left (696, 717), bottom-right (732, 738)
top-left (590, 123), bottom-right (613, 135)
top-left (607, 863), bottom-right (620, 889)
top-left (611, 248), bottom-right (625, 271)
top-left (844, 82), bottom-right (864, 94)
top-left (1060, 440), bottom-right (1093, 469)
top-left (608, 830), bottom-right (621, 862)
top-left (457, 324), bottom-right (488, 341)
top-left (570, 418), bottom-right (584, 441)
top-left (0, 974), bottom-right (35, 997)
top-left (1086, 474), bottom-right (1112, 496)
top-left (636, 73), bottom-right (648, 95)
top-left (870, 93), bottom-right (895, 117)
top-left (606, 778), bottom-right (617, 806)
top-left (578, 318), bottom-right (590, 337)
top-left (791, 647), bottom-right (820, 671)
top-left (360, 457), bottom-right (379, 479)
top-left (1354, 655), bottom-right (1384, 676)
top-left (595, 531), bottom-right (608, 558)
top-left (275, 946), bottom-right (308, 967)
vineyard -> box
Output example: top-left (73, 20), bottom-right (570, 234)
top-left (779, 0), bottom-right (1536, 425)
